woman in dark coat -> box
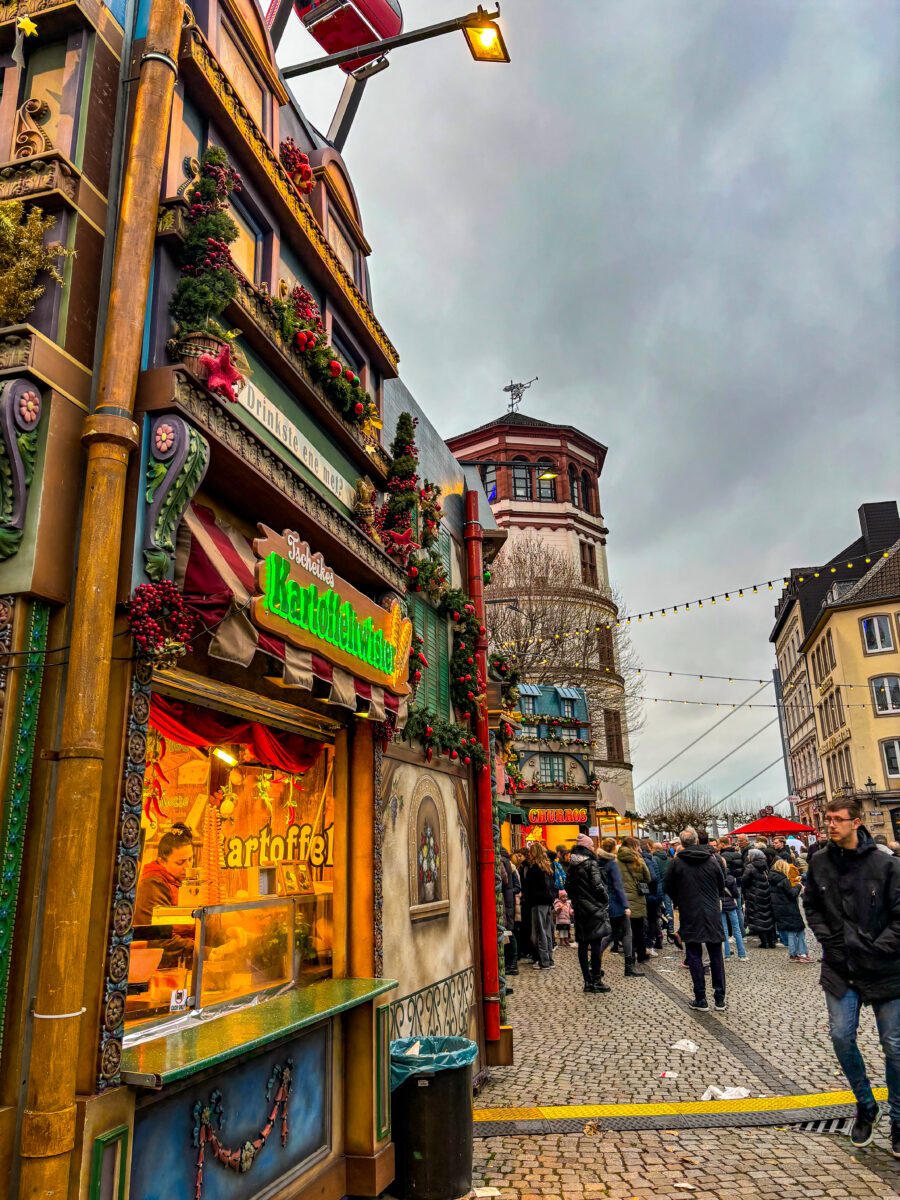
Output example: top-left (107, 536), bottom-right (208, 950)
top-left (769, 858), bottom-right (812, 961)
top-left (566, 834), bottom-right (611, 993)
top-left (743, 848), bottom-right (776, 948)
top-left (617, 838), bottom-right (652, 966)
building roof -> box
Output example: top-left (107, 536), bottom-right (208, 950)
top-left (770, 501), bottom-right (900, 642)
top-left (800, 538), bottom-right (900, 649)
top-left (446, 411), bottom-right (609, 457)
top-left (830, 539), bottom-right (900, 608)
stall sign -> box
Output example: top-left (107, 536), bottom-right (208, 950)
top-left (224, 822), bottom-right (334, 869)
top-left (253, 525), bottom-right (412, 694)
top-left (527, 807), bottom-right (588, 825)
top-left (238, 381), bottom-right (355, 509)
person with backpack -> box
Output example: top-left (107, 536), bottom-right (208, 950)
top-left (566, 833), bottom-right (611, 993)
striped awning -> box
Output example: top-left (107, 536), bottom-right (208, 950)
top-left (175, 503), bottom-right (407, 727)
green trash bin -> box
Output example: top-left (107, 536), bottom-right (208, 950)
top-left (390, 1036), bottom-right (478, 1200)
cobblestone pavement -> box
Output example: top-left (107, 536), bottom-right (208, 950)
top-left (482, 938), bottom-right (887, 1106)
top-left (473, 939), bottom-right (900, 1199)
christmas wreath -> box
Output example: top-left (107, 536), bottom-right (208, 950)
top-left (126, 580), bottom-right (197, 668)
top-left (279, 138), bottom-right (316, 195)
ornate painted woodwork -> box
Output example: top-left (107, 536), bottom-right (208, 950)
top-left (0, 377), bottom-right (44, 561)
top-left (143, 414), bottom-right (210, 581)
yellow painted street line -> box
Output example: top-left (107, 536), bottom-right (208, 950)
top-left (474, 1087), bottom-right (889, 1122)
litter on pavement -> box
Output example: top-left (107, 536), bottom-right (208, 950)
top-left (670, 1039), bottom-right (700, 1053)
top-left (700, 1085), bottom-right (751, 1101)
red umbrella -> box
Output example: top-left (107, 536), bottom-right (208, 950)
top-left (729, 816), bottom-right (816, 835)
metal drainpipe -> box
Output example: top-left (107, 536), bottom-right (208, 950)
top-left (17, 1), bottom-right (185, 1195)
top-left (464, 487), bottom-right (500, 1043)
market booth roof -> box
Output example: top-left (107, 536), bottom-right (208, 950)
top-left (729, 816), bottom-right (816, 835)
top-left (176, 502), bottom-right (407, 725)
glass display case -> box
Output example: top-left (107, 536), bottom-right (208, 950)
top-left (125, 892), bottom-right (334, 1026)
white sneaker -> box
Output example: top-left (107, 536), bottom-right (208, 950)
top-left (646, 948), bottom-right (659, 958)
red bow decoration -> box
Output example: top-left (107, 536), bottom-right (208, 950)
top-left (199, 343), bottom-right (244, 403)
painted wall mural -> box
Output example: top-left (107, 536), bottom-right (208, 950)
top-left (408, 781), bottom-right (448, 919)
top-left (130, 1027), bottom-right (329, 1200)
top-left (380, 757), bottom-right (475, 1009)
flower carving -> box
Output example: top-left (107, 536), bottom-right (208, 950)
top-left (17, 389), bottom-right (40, 427)
top-left (154, 422), bottom-right (176, 454)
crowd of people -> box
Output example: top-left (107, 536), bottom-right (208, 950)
top-left (497, 796), bottom-right (900, 1159)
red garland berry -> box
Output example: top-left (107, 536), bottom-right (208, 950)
top-left (354, 402), bottom-right (364, 415)
top-left (464, 756), bottom-right (471, 765)
top-left (328, 360), bottom-right (342, 377)
top-left (408, 565), bottom-right (419, 578)
top-left (425, 725), bottom-right (433, 737)
top-left (450, 750), bottom-right (458, 760)
top-left (344, 368), bottom-right (354, 381)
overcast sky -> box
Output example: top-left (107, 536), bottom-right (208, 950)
top-left (279, 2), bottom-right (900, 815)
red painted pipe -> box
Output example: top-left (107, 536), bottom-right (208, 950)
top-left (464, 487), bottom-right (500, 1042)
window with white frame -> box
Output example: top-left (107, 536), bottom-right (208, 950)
top-left (883, 739), bottom-right (900, 778)
top-left (872, 676), bottom-right (900, 715)
top-left (520, 695), bottom-right (536, 716)
top-left (539, 754), bottom-right (565, 785)
top-left (862, 615), bottom-right (894, 654)
top-left (521, 723), bottom-right (539, 739)
top-left (562, 698), bottom-right (576, 718)
top-left (559, 727), bottom-right (577, 742)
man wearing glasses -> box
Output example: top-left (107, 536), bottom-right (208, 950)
top-left (803, 797), bottom-right (900, 1157)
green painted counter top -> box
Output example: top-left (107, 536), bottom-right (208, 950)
top-left (121, 977), bottom-right (397, 1089)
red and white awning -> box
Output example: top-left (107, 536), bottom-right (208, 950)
top-left (176, 502), bottom-right (406, 726)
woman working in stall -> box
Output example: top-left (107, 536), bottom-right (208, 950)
top-left (134, 822), bottom-right (197, 967)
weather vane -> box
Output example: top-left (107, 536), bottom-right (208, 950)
top-left (503, 376), bottom-right (538, 413)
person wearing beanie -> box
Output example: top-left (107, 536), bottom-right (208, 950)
top-left (566, 836), bottom-right (611, 993)
top-left (553, 888), bottom-right (575, 947)
top-left (743, 848), bottom-right (777, 948)
top-left (596, 838), bottom-right (638, 974)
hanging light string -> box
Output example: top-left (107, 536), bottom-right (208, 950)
top-left (633, 667), bottom-right (881, 691)
top-left (497, 550), bottom-right (893, 649)
top-left (636, 694), bottom-right (872, 709)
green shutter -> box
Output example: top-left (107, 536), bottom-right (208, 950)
top-left (439, 529), bottom-right (452, 578)
top-left (412, 598), bottom-right (451, 721)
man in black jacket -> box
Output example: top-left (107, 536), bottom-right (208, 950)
top-left (803, 797), bottom-right (900, 1157)
top-left (665, 828), bottom-right (727, 1012)
top-left (566, 834), bottom-right (611, 994)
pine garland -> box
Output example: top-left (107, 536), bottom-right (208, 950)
top-left (404, 705), bottom-right (486, 769)
top-left (169, 147), bottom-right (242, 337)
top-left (0, 201), bottom-right (74, 325)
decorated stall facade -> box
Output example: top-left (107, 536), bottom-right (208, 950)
top-left (0, 0), bottom-right (513, 1194)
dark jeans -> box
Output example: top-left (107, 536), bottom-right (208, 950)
top-left (646, 899), bottom-right (663, 948)
top-left (826, 988), bottom-right (900, 1122)
top-left (531, 905), bottom-right (554, 968)
top-left (685, 941), bottom-right (725, 1003)
top-left (577, 937), bottom-right (603, 985)
top-left (504, 927), bottom-right (519, 974)
top-left (602, 914), bottom-right (633, 958)
top-left (631, 915), bottom-right (648, 962)
top-left (757, 927), bottom-right (777, 948)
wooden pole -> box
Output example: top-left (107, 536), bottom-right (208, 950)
top-left (18, 2), bottom-right (184, 1194)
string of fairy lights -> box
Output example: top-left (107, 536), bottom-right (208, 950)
top-left (496, 549), bottom-right (894, 650)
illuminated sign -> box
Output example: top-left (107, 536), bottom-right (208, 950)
top-left (224, 822), bottom-right (333, 869)
top-left (527, 807), bottom-right (589, 825)
top-left (253, 524), bottom-right (412, 695)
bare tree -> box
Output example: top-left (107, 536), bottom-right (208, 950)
top-left (640, 780), bottom-right (757, 836)
top-left (485, 532), bottom-right (644, 793)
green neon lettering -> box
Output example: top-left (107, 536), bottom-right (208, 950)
top-left (266, 552), bottom-right (290, 615)
top-left (262, 552), bottom-right (402, 680)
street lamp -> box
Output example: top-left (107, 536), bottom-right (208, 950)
top-left (865, 776), bottom-right (877, 799)
top-left (282, 5), bottom-right (509, 78)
